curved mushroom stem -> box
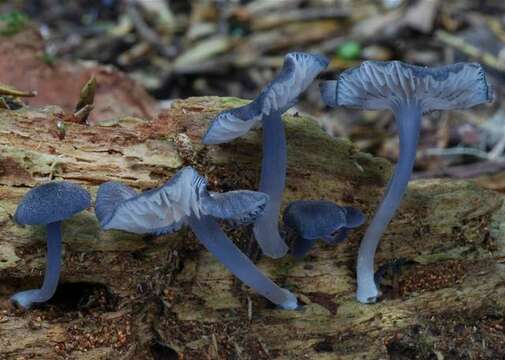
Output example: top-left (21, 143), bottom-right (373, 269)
top-left (11, 221), bottom-right (62, 309)
top-left (188, 214), bottom-right (298, 309)
top-left (356, 105), bottom-right (422, 304)
top-left (253, 111), bottom-right (289, 258)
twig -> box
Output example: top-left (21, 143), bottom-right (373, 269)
top-left (414, 160), bottom-right (505, 179)
top-left (489, 130), bottom-right (505, 159)
top-left (48, 155), bottom-right (64, 180)
top-left (0, 97), bottom-right (9, 109)
top-left (127, 0), bottom-right (176, 59)
top-left (75, 76), bottom-right (96, 112)
top-left (252, 7), bottom-right (349, 30)
top-left (211, 333), bottom-right (220, 359)
top-left (0, 84), bottom-right (36, 97)
top-left (435, 30), bottom-right (505, 73)
top-left (74, 104), bottom-right (94, 124)
top-left (247, 296), bottom-right (253, 321)
top-left (421, 146), bottom-right (502, 161)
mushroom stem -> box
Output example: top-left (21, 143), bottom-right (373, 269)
top-left (292, 236), bottom-right (316, 259)
top-left (253, 111), bottom-right (289, 258)
top-left (356, 105), bottom-right (421, 303)
top-left (188, 214), bottom-right (298, 309)
top-left (11, 221), bottom-right (62, 309)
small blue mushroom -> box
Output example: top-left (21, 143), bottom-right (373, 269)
top-left (320, 61), bottom-right (493, 303)
top-left (95, 167), bottom-right (298, 309)
top-left (283, 200), bottom-right (365, 258)
top-left (11, 181), bottom-right (91, 309)
top-left (203, 52), bottom-right (329, 259)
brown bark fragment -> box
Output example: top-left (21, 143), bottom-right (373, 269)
top-left (0, 30), bottom-right (156, 124)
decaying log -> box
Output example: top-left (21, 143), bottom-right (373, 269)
top-left (0, 97), bottom-right (504, 359)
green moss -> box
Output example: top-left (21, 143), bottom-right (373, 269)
top-left (218, 97), bottom-right (250, 108)
top-left (284, 114), bottom-right (390, 185)
top-left (200, 97), bottom-right (392, 186)
top-left (273, 258), bottom-right (296, 277)
top-left (0, 11), bottom-right (28, 37)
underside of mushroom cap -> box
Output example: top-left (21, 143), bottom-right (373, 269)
top-left (14, 181), bottom-right (91, 225)
top-left (200, 190), bottom-right (269, 226)
top-left (321, 61), bottom-right (493, 112)
top-left (203, 52), bottom-right (329, 144)
top-left (95, 167), bottom-right (206, 234)
top-left (283, 200), bottom-right (347, 240)
top-left (202, 104), bottom-right (261, 145)
top-left (255, 52), bottom-right (329, 116)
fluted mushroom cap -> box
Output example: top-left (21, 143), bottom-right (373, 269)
top-left (321, 61), bottom-right (493, 113)
top-left (95, 167), bottom-right (202, 235)
top-left (200, 190), bottom-right (269, 226)
top-left (95, 166), bottom-right (270, 235)
top-left (203, 52), bottom-right (329, 144)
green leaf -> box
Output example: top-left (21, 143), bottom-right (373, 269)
top-left (337, 41), bottom-right (361, 61)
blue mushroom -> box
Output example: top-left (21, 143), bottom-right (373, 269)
top-left (320, 61), bottom-right (493, 303)
top-left (203, 52), bottom-right (329, 259)
top-left (95, 167), bottom-right (298, 309)
top-left (283, 200), bottom-right (365, 258)
top-left (11, 181), bottom-right (91, 309)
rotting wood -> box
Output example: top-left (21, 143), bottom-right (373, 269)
top-left (0, 97), bottom-right (504, 359)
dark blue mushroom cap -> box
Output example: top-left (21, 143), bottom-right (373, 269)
top-left (283, 200), bottom-right (348, 240)
top-left (343, 206), bottom-right (366, 228)
top-left (14, 181), bottom-right (91, 225)
top-left (320, 61), bottom-right (493, 113)
top-left (203, 52), bottom-right (329, 144)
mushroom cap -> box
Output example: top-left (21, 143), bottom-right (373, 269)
top-left (14, 181), bottom-right (91, 225)
top-left (95, 181), bottom-right (139, 228)
top-left (320, 61), bottom-right (493, 113)
top-left (283, 200), bottom-right (347, 240)
top-left (343, 206), bottom-right (366, 228)
top-left (200, 190), bottom-right (269, 226)
top-left (95, 167), bottom-right (203, 235)
top-left (203, 52), bottom-right (329, 144)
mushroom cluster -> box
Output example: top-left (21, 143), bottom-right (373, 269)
top-left (95, 166), bottom-right (297, 309)
top-left (10, 53), bottom-right (492, 312)
top-left (204, 52), bottom-right (329, 259)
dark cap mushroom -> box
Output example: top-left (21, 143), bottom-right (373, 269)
top-left (95, 166), bottom-right (297, 309)
top-left (283, 200), bottom-right (365, 258)
top-left (320, 61), bottom-right (493, 303)
top-left (203, 52), bottom-right (329, 259)
top-left (11, 181), bottom-right (91, 309)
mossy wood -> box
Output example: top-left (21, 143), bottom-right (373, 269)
top-left (0, 97), bottom-right (504, 359)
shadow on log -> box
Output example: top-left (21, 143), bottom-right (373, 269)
top-left (0, 96), bottom-right (504, 359)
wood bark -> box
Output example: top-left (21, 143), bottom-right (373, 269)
top-left (0, 97), bottom-right (504, 359)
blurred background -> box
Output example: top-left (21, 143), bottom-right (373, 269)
top-left (1, 0), bottom-right (504, 188)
